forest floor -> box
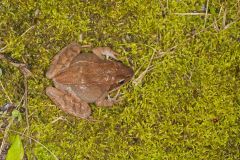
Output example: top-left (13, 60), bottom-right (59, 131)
top-left (0, 0), bottom-right (239, 159)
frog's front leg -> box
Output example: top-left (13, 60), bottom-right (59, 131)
top-left (46, 43), bottom-right (82, 79)
top-left (95, 94), bottom-right (118, 107)
top-left (46, 87), bottom-right (91, 118)
top-left (92, 47), bottom-right (119, 60)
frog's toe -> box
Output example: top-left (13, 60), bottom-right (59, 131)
top-left (95, 95), bottom-right (120, 107)
top-left (92, 47), bottom-right (118, 60)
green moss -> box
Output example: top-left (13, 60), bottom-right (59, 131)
top-left (0, 0), bottom-right (239, 159)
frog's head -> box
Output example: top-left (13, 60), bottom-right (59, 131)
top-left (109, 61), bottom-right (134, 90)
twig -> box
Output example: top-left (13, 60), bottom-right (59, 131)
top-left (0, 80), bottom-right (12, 103)
top-left (238, 0), bottom-right (240, 16)
top-left (204, 0), bottom-right (210, 28)
top-left (80, 44), bottom-right (92, 48)
top-left (133, 48), bottom-right (156, 86)
top-left (0, 118), bottom-right (14, 156)
top-left (218, 5), bottom-right (223, 18)
top-left (0, 25), bottom-right (35, 53)
top-left (20, 25), bottom-right (35, 38)
top-left (171, 1), bottom-right (239, 50)
top-left (22, 74), bottom-right (32, 151)
top-left (0, 46), bottom-right (7, 53)
top-left (168, 17), bottom-right (223, 52)
top-left (213, 17), bottom-right (220, 31)
top-left (223, 18), bottom-right (240, 30)
top-left (174, 13), bottom-right (211, 16)
top-left (222, 7), bottom-right (227, 29)
top-left (50, 116), bottom-right (68, 124)
top-left (0, 53), bottom-right (32, 77)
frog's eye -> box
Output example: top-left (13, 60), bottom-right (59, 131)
top-left (118, 79), bottom-right (125, 85)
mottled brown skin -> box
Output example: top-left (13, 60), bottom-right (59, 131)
top-left (46, 43), bottom-right (134, 118)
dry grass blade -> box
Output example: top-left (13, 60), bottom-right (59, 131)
top-left (0, 25), bottom-right (35, 53)
top-left (204, 0), bottom-right (210, 27)
top-left (213, 18), bottom-right (220, 31)
top-left (174, 13), bottom-right (211, 16)
top-left (0, 88), bottom-right (18, 156)
top-left (80, 44), bottom-right (92, 48)
top-left (133, 51), bottom-right (155, 86)
top-left (0, 81), bottom-right (12, 103)
top-left (20, 25), bottom-right (35, 38)
top-left (223, 18), bottom-right (240, 30)
top-left (0, 46), bottom-right (8, 53)
top-left (22, 74), bottom-right (32, 155)
top-left (0, 119), bottom-right (14, 156)
top-left (50, 116), bottom-right (68, 124)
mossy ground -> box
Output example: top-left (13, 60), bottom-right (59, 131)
top-left (0, 0), bottom-right (240, 159)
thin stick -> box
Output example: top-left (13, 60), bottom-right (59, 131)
top-left (0, 25), bottom-right (35, 53)
top-left (174, 13), bottom-right (211, 16)
top-left (23, 77), bottom-right (29, 132)
top-left (0, 78), bottom-right (14, 156)
top-left (0, 80), bottom-right (12, 103)
top-left (0, 53), bottom-right (32, 77)
top-left (222, 7), bottom-right (227, 28)
top-left (223, 18), bottom-right (240, 30)
top-left (204, 0), bottom-right (210, 28)
top-left (133, 46), bottom-right (156, 86)
top-left (0, 45), bottom-right (7, 53)
top-left (238, 0), bottom-right (240, 15)
top-left (0, 119), bottom-right (13, 156)
top-left (50, 116), bottom-right (68, 124)
top-left (20, 25), bottom-right (35, 38)
top-left (22, 75), bottom-right (32, 150)
top-left (218, 5), bottom-right (223, 18)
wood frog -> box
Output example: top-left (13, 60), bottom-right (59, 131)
top-left (46, 43), bottom-right (134, 118)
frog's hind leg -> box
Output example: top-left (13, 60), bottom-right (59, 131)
top-left (46, 86), bottom-right (91, 118)
top-left (46, 43), bottom-right (82, 79)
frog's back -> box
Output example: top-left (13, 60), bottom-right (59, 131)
top-left (53, 53), bottom-right (115, 86)
top-left (70, 53), bottom-right (103, 65)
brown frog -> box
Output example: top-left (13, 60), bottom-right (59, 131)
top-left (46, 43), bottom-right (134, 118)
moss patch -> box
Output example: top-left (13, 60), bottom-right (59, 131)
top-left (0, 0), bottom-right (240, 159)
